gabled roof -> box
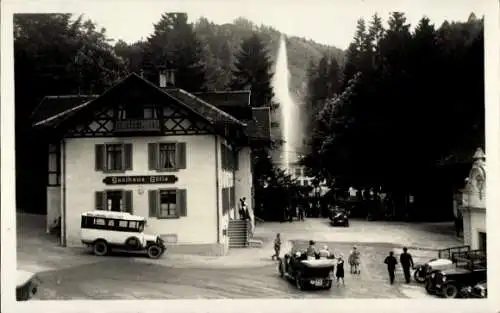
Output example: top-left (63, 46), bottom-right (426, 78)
top-left (31, 95), bottom-right (99, 126)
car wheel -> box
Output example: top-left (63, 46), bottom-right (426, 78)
top-left (93, 240), bottom-right (108, 256)
top-left (425, 280), bottom-right (434, 294)
top-left (413, 268), bottom-right (426, 283)
top-left (147, 244), bottom-right (163, 259)
top-left (125, 237), bottom-right (141, 249)
top-left (442, 283), bottom-right (459, 298)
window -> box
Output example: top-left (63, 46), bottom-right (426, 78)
top-left (148, 142), bottom-right (187, 171)
top-left (148, 189), bottom-right (187, 219)
top-left (159, 190), bottom-right (177, 218)
top-left (95, 143), bottom-right (132, 172)
top-left (95, 218), bottom-right (106, 226)
top-left (48, 143), bottom-right (60, 186)
top-left (159, 143), bottom-right (176, 170)
top-left (117, 106), bottom-right (158, 120)
top-left (95, 190), bottom-right (133, 213)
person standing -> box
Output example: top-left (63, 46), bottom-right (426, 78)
top-left (384, 251), bottom-right (398, 285)
top-left (348, 246), bottom-right (361, 275)
top-left (400, 247), bottom-right (414, 283)
top-left (336, 254), bottom-right (345, 286)
top-left (272, 233), bottom-right (282, 261)
top-left (306, 240), bottom-right (317, 259)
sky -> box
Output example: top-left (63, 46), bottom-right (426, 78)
top-left (7, 0), bottom-right (489, 49)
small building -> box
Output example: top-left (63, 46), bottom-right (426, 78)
top-left (461, 148), bottom-right (486, 251)
top-left (31, 71), bottom-right (271, 255)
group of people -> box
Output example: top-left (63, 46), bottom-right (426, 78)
top-left (384, 247), bottom-right (415, 284)
top-left (272, 236), bottom-right (361, 287)
top-left (273, 234), bottom-right (416, 287)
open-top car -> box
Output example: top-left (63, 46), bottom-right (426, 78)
top-left (80, 211), bottom-right (166, 258)
top-left (425, 249), bottom-right (486, 298)
top-left (278, 248), bottom-right (335, 290)
top-left (16, 270), bottom-right (41, 301)
top-left (413, 245), bottom-right (471, 283)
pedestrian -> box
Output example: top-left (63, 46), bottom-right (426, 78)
top-left (239, 197), bottom-right (248, 220)
top-left (384, 251), bottom-right (398, 285)
top-left (272, 233), bottom-right (281, 261)
top-left (348, 246), bottom-right (361, 275)
top-left (336, 254), bottom-right (345, 286)
top-left (400, 247), bottom-right (414, 283)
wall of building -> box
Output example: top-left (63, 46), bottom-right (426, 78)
top-left (234, 146), bottom-right (253, 229)
top-left (46, 186), bottom-right (61, 233)
top-left (63, 135), bottom-right (219, 247)
top-left (469, 209), bottom-right (486, 250)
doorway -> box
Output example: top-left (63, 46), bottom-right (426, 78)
top-left (478, 231), bottom-right (486, 251)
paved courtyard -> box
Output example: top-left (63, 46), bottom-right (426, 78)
top-left (16, 213), bottom-right (462, 299)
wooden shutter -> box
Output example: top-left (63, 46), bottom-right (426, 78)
top-left (229, 187), bottom-right (235, 210)
top-left (222, 188), bottom-right (228, 214)
top-left (176, 142), bottom-right (187, 169)
top-left (177, 189), bottom-right (187, 217)
top-left (148, 143), bottom-right (157, 170)
top-left (148, 190), bottom-right (158, 217)
top-left (95, 144), bottom-right (105, 171)
top-left (95, 191), bottom-right (105, 210)
top-left (123, 190), bottom-right (133, 214)
top-left (124, 144), bottom-right (133, 171)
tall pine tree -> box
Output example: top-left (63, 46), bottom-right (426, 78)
top-left (141, 12), bottom-right (207, 91)
top-left (230, 33), bottom-right (277, 109)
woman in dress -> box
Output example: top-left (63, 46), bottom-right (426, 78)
top-left (336, 254), bottom-right (345, 286)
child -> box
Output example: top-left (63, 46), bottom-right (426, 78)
top-left (348, 246), bottom-right (361, 275)
top-left (272, 233), bottom-right (281, 261)
top-left (336, 254), bottom-right (345, 286)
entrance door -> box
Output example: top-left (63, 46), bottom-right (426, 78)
top-left (478, 232), bottom-right (486, 251)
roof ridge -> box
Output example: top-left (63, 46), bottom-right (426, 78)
top-left (45, 94), bottom-right (100, 99)
top-left (177, 89), bottom-right (246, 126)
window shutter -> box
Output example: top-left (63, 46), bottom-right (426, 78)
top-left (148, 190), bottom-right (158, 217)
top-left (176, 142), bottom-right (187, 169)
top-left (222, 188), bottom-right (228, 214)
top-left (95, 191), bottom-right (105, 210)
top-left (123, 190), bottom-right (133, 214)
top-left (148, 143), bottom-right (157, 170)
top-left (95, 145), bottom-right (105, 171)
top-left (124, 144), bottom-right (133, 170)
top-left (177, 189), bottom-right (187, 217)
top-left (229, 187), bottom-right (235, 210)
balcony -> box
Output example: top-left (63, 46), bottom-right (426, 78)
top-left (114, 119), bottom-right (161, 134)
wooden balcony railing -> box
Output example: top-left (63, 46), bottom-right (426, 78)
top-left (114, 119), bottom-right (161, 133)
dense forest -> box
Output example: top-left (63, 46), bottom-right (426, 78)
top-left (302, 13), bottom-right (484, 220)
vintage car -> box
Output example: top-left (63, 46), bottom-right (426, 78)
top-left (278, 249), bottom-right (335, 290)
top-left (425, 249), bottom-right (486, 298)
top-left (413, 245), bottom-right (471, 283)
top-left (16, 270), bottom-right (41, 301)
top-left (80, 211), bottom-right (166, 258)
top-left (329, 208), bottom-right (349, 227)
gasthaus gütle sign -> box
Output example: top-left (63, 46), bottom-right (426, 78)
top-left (103, 175), bottom-right (178, 185)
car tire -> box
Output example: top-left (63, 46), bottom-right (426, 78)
top-left (93, 240), bottom-right (108, 256)
top-left (414, 268), bottom-right (426, 284)
top-left (125, 237), bottom-right (141, 250)
top-left (146, 244), bottom-right (163, 259)
top-left (442, 283), bottom-right (459, 298)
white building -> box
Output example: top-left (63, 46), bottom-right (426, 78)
top-left (461, 148), bottom-right (486, 251)
top-left (32, 72), bottom-right (271, 255)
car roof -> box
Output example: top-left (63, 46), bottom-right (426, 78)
top-left (81, 211), bottom-right (146, 221)
top-left (17, 270), bottom-right (37, 287)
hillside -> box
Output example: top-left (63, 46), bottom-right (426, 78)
top-left (193, 17), bottom-right (345, 102)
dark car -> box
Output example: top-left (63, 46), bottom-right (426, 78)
top-left (425, 250), bottom-right (486, 298)
top-left (16, 270), bottom-right (41, 301)
top-left (278, 250), bottom-right (335, 290)
top-left (330, 209), bottom-right (349, 227)
top-left (413, 245), bottom-right (471, 283)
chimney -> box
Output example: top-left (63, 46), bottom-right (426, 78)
top-left (159, 69), bottom-right (176, 88)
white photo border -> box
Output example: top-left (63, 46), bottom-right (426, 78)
top-left (1, 0), bottom-right (499, 312)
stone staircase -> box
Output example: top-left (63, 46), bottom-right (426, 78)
top-left (228, 219), bottom-right (251, 248)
